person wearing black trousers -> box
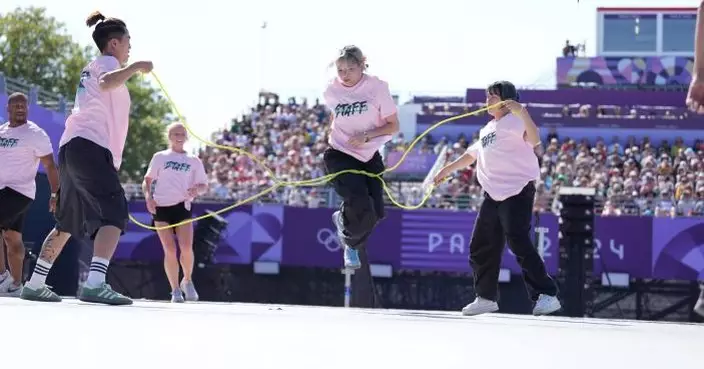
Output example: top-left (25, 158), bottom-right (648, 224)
top-left (322, 45), bottom-right (400, 270)
top-left (433, 81), bottom-right (561, 316)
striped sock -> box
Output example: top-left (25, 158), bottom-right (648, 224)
top-left (28, 259), bottom-right (53, 288)
top-left (86, 257), bottom-right (110, 288)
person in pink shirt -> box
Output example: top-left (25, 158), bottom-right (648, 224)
top-left (322, 45), bottom-right (400, 269)
top-left (0, 93), bottom-right (59, 297)
top-left (142, 123), bottom-right (208, 303)
top-left (433, 81), bottom-right (561, 316)
top-left (687, 1), bottom-right (704, 318)
top-left (21, 11), bottom-right (153, 305)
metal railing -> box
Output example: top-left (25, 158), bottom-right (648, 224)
top-left (123, 181), bottom-right (697, 217)
top-left (0, 72), bottom-right (72, 113)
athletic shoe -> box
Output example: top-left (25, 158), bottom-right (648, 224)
top-left (461, 297), bottom-right (499, 316)
top-left (694, 289), bottom-right (704, 318)
top-left (343, 246), bottom-right (361, 270)
top-left (0, 284), bottom-right (22, 297)
top-left (0, 271), bottom-right (10, 292)
top-left (171, 288), bottom-right (185, 303)
top-left (19, 284), bottom-right (62, 302)
top-left (532, 294), bottom-right (562, 316)
top-left (180, 280), bottom-right (199, 302)
top-left (332, 211), bottom-right (361, 270)
top-left (78, 283), bottom-right (133, 305)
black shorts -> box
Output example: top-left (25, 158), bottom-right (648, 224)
top-left (0, 187), bottom-right (33, 233)
top-left (153, 202), bottom-right (192, 226)
top-left (55, 137), bottom-right (129, 240)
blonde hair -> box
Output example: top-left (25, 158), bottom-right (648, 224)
top-left (166, 122), bottom-right (188, 140)
top-left (329, 45), bottom-right (368, 70)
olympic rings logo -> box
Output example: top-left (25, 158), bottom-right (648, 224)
top-left (316, 228), bottom-right (341, 252)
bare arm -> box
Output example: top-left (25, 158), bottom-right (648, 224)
top-left (516, 109), bottom-right (541, 146)
top-left (365, 113), bottom-right (400, 139)
top-left (39, 154), bottom-right (59, 195)
top-left (142, 177), bottom-right (154, 199)
top-left (443, 152), bottom-right (477, 173)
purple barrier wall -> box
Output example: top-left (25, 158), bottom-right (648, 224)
top-left (121, 201), bottom-right (704, 281)
top-left (0, 94), bottom-right (66, 173)
top-left (385, 151), bottom-right (438, 176)
top-left (464, 88), bottom-right (687, 107)
top-left (415, 110), bottom-right (702, 130)
top-left (556, 56), bottom-right (694, 87)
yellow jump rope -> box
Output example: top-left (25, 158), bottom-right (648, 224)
top-left (127, 72), bottom-right (498, 231)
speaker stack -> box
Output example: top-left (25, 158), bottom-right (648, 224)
top-left (556, 187), bottom-right (596, 317)
top-left (193, 210), bottom-right (229, 267)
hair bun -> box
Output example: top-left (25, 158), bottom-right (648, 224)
top-left (86, 11), bottom-right (106, 27)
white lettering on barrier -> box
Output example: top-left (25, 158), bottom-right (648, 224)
top-left (593, 239), bottom-right (625, 260)
top-left (427, 233), bottom-right (466, 254)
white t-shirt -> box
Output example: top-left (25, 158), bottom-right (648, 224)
top-left (466, 113), bottom-right (540, 201)
top-left (60, 55), bottom-right (131, 170)
top-left (145, 149), bottom-right (209, 208)
top-left (0, 121), bottom-right (54, 199)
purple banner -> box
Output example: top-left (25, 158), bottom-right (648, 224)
top-left (385, 151), bottom-right (438, 175)
top-left (281, 207), bottom-right (401, 268)
top-left (0, 93), bottom-right (67, 174)
top-left (652, 217), bottom-right (704, 281)
top-left (119, 201), bottom-right (703, 281)
top-left (465, 87), bottom-right (687, 107)
top-left (415, 112), bottom-right (701, 130)
top-left (556, 56), bottom-right (694, 87)
top-left (119, 202), bottom-right (283, 265)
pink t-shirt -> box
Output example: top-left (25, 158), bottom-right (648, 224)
top-left (466, 113), bottom-right (540, 201)
top-left (323, 74), bottom-right (397, 162)
top-left (0, 121), bottom-right (54, 199)
top-left (145, 149), bottom-right (209, 208)
top-left (60, 55), bottom-right (131, 170)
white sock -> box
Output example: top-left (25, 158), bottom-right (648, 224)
top-left (28, 259), bottom-right (53, 288)
top-left (86, 257), bottom-right (110, 288)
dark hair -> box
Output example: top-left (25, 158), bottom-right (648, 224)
top-left (86, 11), bottom-right (128, 52)
top-left (7, 92), bottom-right (28, 104)
top-left (487, 81), bottom-right (520, 102)
top-left (334, 45), bottom-right (368, 70)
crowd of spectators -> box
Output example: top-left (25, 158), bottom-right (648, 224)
top-left (122, 92), bottom-right (704, 218)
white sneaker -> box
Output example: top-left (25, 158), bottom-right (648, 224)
top-left (0, 272), bottom-right (12, 293)
top-left (694, 289), bottom-right (704, 318)
top-left (461, 297), bottom-right (499, 316)
top-left (0, 283), bottom-right (22, 297)
top-left (532, 294), bottom-right (561, 316)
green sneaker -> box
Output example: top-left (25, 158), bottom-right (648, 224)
top-left (78, 283), bottom-right (133, 305)
top-left (19, 285), bottom-right (62, 302)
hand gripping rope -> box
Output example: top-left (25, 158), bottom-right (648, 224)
top-left (127, 72), bottom-right (499, 231)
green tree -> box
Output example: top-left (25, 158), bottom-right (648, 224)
top-left (0, 6), bottom-right (172, 180)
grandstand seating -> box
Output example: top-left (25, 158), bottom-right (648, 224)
top-left (128, 91), bottom-right (704, 218)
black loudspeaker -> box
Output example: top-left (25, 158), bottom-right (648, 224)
top-left (556, 187), bottom-right (596, 318)
top-left (193, 210), bottom-right (229, 267)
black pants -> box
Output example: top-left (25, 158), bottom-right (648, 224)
top-left (323, 148), bottom-right (385, 250)
top-left (55, 137), bottom-right (129, 240)
top-left (470, 182), bottom-right (557, 302)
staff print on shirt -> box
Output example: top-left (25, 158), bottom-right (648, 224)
top-left (481, 131), bottom-right (497, 149)
top-left (334, 101), bottom-right (369, 118)
top-left (0, 137), bottom-right (20, 148)
top-left (164, 161), bottom-right (191, 172)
